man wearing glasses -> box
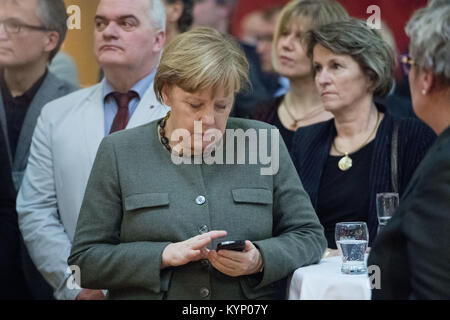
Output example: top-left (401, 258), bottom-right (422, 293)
top-left (0, 0), bottom-right (77, 300)
top-left (16, 0), bottom-right (169, 300)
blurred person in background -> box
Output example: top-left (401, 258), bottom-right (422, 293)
top-left (192, 0), bottom-right (236, 35)
top-left (291, 19), bottom-right (436, 251)
top-left (0, 0), bottom-right (77, 299)
top-left (256, 6), bottom-right (289, 100)
top-left (0, 123), bottom-right (30, 299)
top-left (233, 5), bottom-right (287, 119)
top-left (164, 0), bottom-right (193, 46)
top-left (369, 0), bottom-right (450, 299)
top-left (254, 6), bottom-right (282, 75)
top-left (49, 51), bottom-right (80, 89)
top-left (253, 0), bottom-right (349, 150)
top-left (255, 5), bottom-right (289, 98)
top-left (239, 9), bottom-right (264, 46)
top-left (16, 0), bottom-right (169, 300)
top-left (375, 21), bottom-right (415, 119)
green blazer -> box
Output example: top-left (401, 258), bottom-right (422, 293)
top-left (68, 118), bottom-right (327, 300)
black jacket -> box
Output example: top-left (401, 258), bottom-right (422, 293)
top-left (0, 124), bottom-right (31, 299)
top-left (369, 126), bottom-right (450, 299)
top-left (290, 104), bottom-right (436, 244)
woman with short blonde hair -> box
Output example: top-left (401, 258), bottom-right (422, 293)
top-left (68, 27), bottom-right (327, 300)
top-left (155, 27), bottom-right (249, 102)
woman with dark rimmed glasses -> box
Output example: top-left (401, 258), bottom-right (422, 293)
top-left (369, 0), bottom-right (450, 299)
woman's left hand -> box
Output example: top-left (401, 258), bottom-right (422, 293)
top-left (207, 240), bottom-right (264, 277)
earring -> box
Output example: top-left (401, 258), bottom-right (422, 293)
top-left (422, 89), bottom-right (427, 95)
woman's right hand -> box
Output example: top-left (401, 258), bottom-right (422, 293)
top-left (161, 230), bottom-right (227, 269)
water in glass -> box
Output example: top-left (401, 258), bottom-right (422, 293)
top-left (335, 222), bottom-right (369, 274)
top-left (376, 193), bottom-right (399, 235)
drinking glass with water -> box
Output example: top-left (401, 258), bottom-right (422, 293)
top-left (376, 193), bottom-right (399, 235)
top-left (335, 222), bottom-right (369, 275)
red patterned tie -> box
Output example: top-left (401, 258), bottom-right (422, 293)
top-left (109, 91), bottom-right (138, 134)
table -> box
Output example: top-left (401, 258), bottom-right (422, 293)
top-left (287, 255), bottom-right (371, 300)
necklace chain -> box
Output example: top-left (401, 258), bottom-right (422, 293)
top-left (333, 111), bottom-right (381, 156)
top-left (282, 93), bottom-right (325, 128)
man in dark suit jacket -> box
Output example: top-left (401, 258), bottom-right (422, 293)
top-left (0, 0), bottom-right (77, 299)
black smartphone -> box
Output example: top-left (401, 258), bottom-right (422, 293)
top-left (216, 240), bottom-right (246, 252)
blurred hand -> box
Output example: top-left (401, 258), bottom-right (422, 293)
top-left (323, 248), bottom-right (340, 258)
top-left (161, 230), bottom-right (227, 269)
top-left (76, 289), bottom-right (106, 300)
top-left (207, 240), bottom-right (263, 277)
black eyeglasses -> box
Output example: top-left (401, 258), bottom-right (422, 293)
top-left (0, 19), bottom-right (49, 35)
top-left (400, 53), bottom-right (416, 75)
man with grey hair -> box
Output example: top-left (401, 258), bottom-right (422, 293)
top-left (0, 0), bottom-right (77, 299)
top-left (17, 0), bottom-right (169, 300)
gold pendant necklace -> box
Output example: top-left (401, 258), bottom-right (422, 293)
top-left (333, 111), bottom-right (381, 172)
top-left (338, 153), bottom-right (353, 171)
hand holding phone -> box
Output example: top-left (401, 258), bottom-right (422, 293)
top-left (209, 240), bottom-right (264, 277)
top-left (216, 240), bottom-right (246, 252)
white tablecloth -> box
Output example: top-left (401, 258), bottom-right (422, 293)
top-left (287, 255), bottom-right (371, 300)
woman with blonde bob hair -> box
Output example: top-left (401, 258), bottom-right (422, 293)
top-left (290, 19), bottom-right (436, 252)
top-left (369, 0), bottom-right (450, 299)
top-left (253, 0), bottom-right (349, 150)
top-left (68, 27), bottom-right (326, 300)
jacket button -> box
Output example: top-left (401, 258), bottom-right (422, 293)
top-left (199, 225), bottom-right (209, 234)
top-left (196, 195), bottom-right (206, 205)
top-left (200, 259), bottom-right (211, 269)
top-left (200, 287), bottom-right (210, 298)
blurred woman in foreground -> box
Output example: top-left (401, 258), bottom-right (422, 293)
top-left (369, 0), bottom-right (450, 299)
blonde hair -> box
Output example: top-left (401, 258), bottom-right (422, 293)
top-left (272, 0), bottom-right (349, 71)
top-left (154, 26), bottom-right (249, 103)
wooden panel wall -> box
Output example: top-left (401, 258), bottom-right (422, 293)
top-left (62, 0), bottom-right (100, 87)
